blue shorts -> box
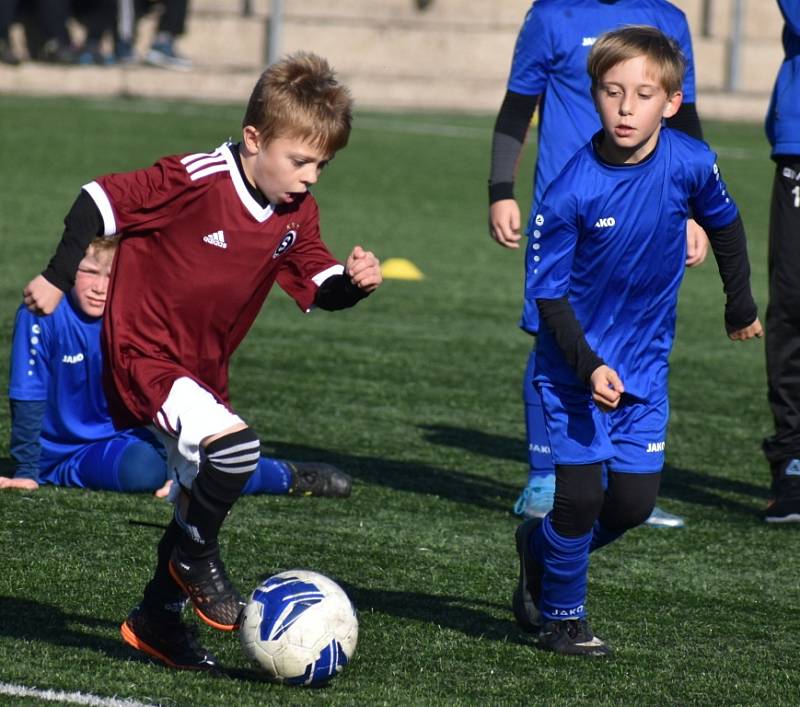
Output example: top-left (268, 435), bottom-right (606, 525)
top-left (539, 385), bottom-right (669, 473)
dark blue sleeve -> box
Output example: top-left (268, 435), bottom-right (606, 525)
top-left (9, 399), bottom-right (46, 482)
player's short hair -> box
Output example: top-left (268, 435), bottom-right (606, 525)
top-left (588, 25), bottom-right (685, 96)
top-left (87, 236), bottom-right (120, 259)
top-left (242, 52), bottom-right (353, 154)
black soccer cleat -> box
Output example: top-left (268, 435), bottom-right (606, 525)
top-left (286, 461), bottom-right (353, 498)
top-left (512, 518), bottom-right (543, 633)
top-left (168, 547), bottom-right (246, 631)
top-left (120, 604), bottom-right (219, 671)
top-left (764, 474), bottom-right (800, 523)
top-left (537, 618), bottom-right (611, 657)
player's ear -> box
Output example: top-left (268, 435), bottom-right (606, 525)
top-left (662, 89), bottom-right (683, 119)
top-left (241, 125), bottom-right (261, 155)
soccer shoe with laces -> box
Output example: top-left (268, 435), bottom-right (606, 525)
top-left (120, 604), bottom-right (219, 671)
top-left (169, 547), bottom-right (246, 631)
top-left (537, 618), bottom-right (611, 657)
top-left (512, 518), bottom-right (543, 633)
top-left (286, 461), bottom-right (353, 498)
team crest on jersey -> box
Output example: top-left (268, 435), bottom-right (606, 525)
top-left (273, 224), bottom-right (299, 259)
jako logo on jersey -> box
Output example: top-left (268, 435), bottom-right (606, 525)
top-left (529, 443), bottom-right (551, 455)
top-left (62, 353), bottom-right (85, 364)
top-left (646, 441), bottom-right (666, 453)
top-left (273, 229), bottom-right (297, 259)
top-left (594, 217), bottom-right (616, 228)
top-left (534, 213), bottom-right (544, 226)
top-left (582, 36), bottom-right (596, 46)
top-left (203, 230), bottom-right (227, 249)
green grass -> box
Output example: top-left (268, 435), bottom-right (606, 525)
top-left (1, 95), bottom-right (798, 706)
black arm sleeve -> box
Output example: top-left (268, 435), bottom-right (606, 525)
top-left (488, 90), bottom-right (539, 204)
top-left (536, 296), bottom-right (605, 384)
top-left (705, 214), bottom-right (758, 330)
top-left (665, 101), bottom-right (703, 141)
top-left (41, 190), bottom-right (104, 292)
top-left (314, 274), bottom-right (369, 311)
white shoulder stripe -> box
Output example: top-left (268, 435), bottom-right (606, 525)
top-left (312, 264), bottom-right (345, 286)
top-left (180, 149), bottom-right (221, 165)
top-left (82, 181), bottom-right (117, 236)
top-left (185, 154), bottom-right (228, 174)
top-left (189, 163), bottom-right (231, 181)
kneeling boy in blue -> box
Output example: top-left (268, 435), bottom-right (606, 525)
top-left (5, 237), bottom-right (351, 498)
top-left (513, 26), bottom-right (762, 656)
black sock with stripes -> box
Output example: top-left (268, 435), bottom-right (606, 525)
top-left (176, 427), bottom-right (261, 559)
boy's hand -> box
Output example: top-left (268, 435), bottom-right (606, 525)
top-left (489, 199), bottom-right (523, 249)
top-left (346, 246), bottom-right (382, 293)
top-left (590, 365), bottom-right (625, 412)
top-left (0, 477), bottom-right (39, 491)
top-left (727, 317), bottom-right (763, 341)
top-left (23, 275), bottom-right (64, 316)
top-left (685, 219), bottom-right (709, 268)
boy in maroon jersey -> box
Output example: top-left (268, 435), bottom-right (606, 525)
top-left (23, 52), bottom-right (382, 670)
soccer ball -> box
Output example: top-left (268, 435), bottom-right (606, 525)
top-left (239, 569), bottom-right (358, 686)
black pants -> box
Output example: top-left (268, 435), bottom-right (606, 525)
top-left (763, 156), bottom-right (800, 473)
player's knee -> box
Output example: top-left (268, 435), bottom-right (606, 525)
top-left (204, 426), bottom-right (261, 476)
top-left (600, 471), bottom-right (661, 532)
top-left (117, 442), bottom-right (169, 492)
top-left (551, 463), bottom-right (604, 537)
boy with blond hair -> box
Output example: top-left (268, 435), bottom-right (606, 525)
top-left (23, 52), bottom-right (381, 670)
top-left (513, 26), bottom-right (761, 656)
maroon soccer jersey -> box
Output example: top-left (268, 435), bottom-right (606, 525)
top-left (83, 142), bottom-right (342, 427)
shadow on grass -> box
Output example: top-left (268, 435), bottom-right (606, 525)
top-left (419, 424), bottom-right (528, 464)
top-left (0, 596), bottom-right (132, 663)
top-left (339, 583), bottom-right (531, 646)
top-left (264, 443), bottom-right (518, 514)
top-left (660, 463), bottom-right (769, 518)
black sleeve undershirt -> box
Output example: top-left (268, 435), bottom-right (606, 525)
top-left (42, 190), bottom-right (104, 292)
top-left (314, 274), bottom-right (369, 311)
top-left (488, 90), bottom-right (540, 204)
top-left (704, 214), bottom-right (758, 330)
top-left (664, 101), bottom-right (703, 141)
top-left (536, 296), bottom-right (605, 385)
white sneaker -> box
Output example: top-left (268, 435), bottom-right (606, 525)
top-left (513, 475), bottom-right (556, 519)
top-left (645, 505), bottom-right (685, 528)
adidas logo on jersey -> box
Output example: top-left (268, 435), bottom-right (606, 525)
top-left (203, 230), bottom-right (227, 249)
top-left (594, 217), bottom-right (616, 228)
top-left (646, 441), bottom-right (665, 453)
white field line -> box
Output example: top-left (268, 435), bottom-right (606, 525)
top-left (0, 682), bottom-right (158, 707)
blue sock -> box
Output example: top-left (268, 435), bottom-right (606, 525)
top-left (589, 519), bottom-right (624, 553)
top-left (241, 457), bottom-right (292, 495)
top-left (531, 515), bottom-right (592, 622)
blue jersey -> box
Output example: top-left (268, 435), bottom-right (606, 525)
top-left (509, 0), bottom-right (696, 205)
top-left (525, 128), bottom-right (738, 401)
top-left (765, 0), bottom-right (800, 155)
top-left (8, 297), bottom-right (118, 472)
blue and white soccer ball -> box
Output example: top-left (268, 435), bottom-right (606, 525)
top-left (239, 569), bottom-right (358, 686)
